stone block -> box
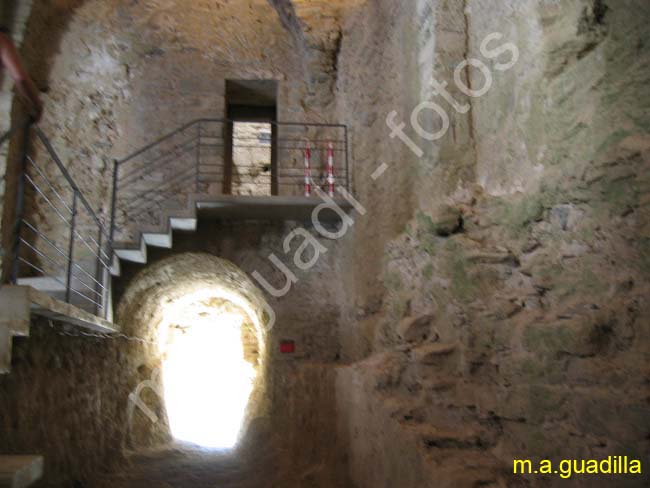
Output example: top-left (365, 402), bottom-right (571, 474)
top-left (411, 342), bottom-right (457, 365)
top-left (396, 314), bottom-right (434, 343)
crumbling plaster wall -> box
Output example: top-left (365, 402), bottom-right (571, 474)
top-left (336, 0), bottom-right (650, 486)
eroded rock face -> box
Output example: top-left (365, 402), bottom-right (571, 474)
top-left (336, 0), bottom-right (650, 486)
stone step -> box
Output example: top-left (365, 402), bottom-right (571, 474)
top-left (0, 326), bottom-right (12, 374)
top-left (114, 236), bottom-right (147, 264)
top-left (0, 285), bottom-right (120, 374)
top-left (411, 342), bottom-right (458, 364)
top-left (113, 205), bottom-right (199, 265)
top-left (0, 456), bottom-right (44, 488)
top-left (15, 276), bottom-right (66, 295)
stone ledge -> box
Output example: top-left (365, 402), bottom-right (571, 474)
top-left (0, 285), bottom-right (120, 374)
top-left (0, 285), bottom-right (119, 334)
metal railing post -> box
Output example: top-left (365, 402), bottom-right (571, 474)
top-left (106, 159), bottom-right (119, 319)
top-left (10, 120), bottom-right (33, 284)
top-left (109, 159), bottom-right (118, 253)
top-left (344, 125), bottom-right (350, 194)
top-left (65, 192), bottom-right (78, 303)
top-left (93, 225), bottom-right (104, 316)
top-left (195, 122), bottom-right (201, 192)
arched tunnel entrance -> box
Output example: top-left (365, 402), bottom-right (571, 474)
top-left (159, 291), bottom-right (258, 448)
top-left (116, 253), bottom-right (271, 451)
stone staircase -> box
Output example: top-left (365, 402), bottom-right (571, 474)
top-left (110, 192), bottom-right (351, 267)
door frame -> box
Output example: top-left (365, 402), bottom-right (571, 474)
top-left (223, 105), bottom-right (278, 196)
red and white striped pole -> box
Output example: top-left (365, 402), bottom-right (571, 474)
top-left (304, 143), bottom-right (312, 197)
top-left (326, 141), bottom-right (335, 197)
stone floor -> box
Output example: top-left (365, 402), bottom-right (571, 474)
top-left (93, 440), bottom-right (351, 488)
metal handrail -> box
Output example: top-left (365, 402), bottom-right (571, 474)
top-left (116, 118), bottom-right (347, 165)
top-left (0, 116), bottom-right (352, 320)
top-left (110, 118), bottom-right (351, 246)
top-left (33, 127), bottom-right (110, 240)
top-left (5, 120), bottom-right (113, 318)
top-left (117, 135), bottom-right (200, 184)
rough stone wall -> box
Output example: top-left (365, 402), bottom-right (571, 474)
top-left (0, 317), bottom-right (165, 487)
top-left (332, 0), bottom-right (475, 357)
top-left (1, 0), bottom-right (126, 283)
top-left (0, 0), bottom-right (33, 132)
top-left (336, 0), bottom-right (650, 486)
top-left (333, 0), bottom-right (424, 359)
top-left (232, 122), bottom-right (273, 196)
top-left (1, 214), bottom-right (351, 487)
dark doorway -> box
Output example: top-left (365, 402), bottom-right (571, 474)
top-left (224, 80), bottom-right (278, 196)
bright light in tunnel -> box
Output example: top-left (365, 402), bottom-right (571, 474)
top-left (160, 292), bottom-right (256, 449)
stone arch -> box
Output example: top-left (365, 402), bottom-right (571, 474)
top-left (116, 252), bottom-right (273, 448)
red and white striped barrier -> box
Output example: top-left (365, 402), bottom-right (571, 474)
top-left (304, 144), bottom-right (312, 197)
top-left (326, 142), bottom-right (335, 197)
